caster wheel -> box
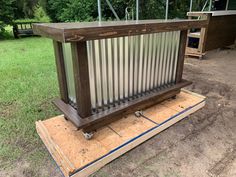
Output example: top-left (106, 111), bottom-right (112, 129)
top-left (83, 132), bottom-right (94, 140)
top-left (64, 116), bottom-right (68, 121)
top-left (134, 110), bottom-right (143, 117)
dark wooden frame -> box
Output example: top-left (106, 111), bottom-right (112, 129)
top-left (33, 19), bottom-right (207, 132)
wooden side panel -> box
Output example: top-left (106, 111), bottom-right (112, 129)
top-left (53, 41), bottom-right (69, 103)
top-left (53, 80), bottom-right (191, 131)
top-left (176, 30), bottom-right (188, 83)
top-left (71, 42), bottom-right (92, 118)
top-left (205, 15), bottom-right (236, 51)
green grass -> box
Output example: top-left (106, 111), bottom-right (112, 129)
top-left (0, 37), bottom-right (60, 175)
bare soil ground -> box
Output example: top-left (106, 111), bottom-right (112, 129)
top-left (91, 48), bottom-right (236, 177)
top-left (2, 47), bottom-right (236, 177)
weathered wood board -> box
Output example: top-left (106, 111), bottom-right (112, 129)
top-left (36, 89), bottom-right (205, 177)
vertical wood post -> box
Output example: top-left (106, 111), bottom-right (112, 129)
top-left (71, 42), bottom-right (92, 118)
top-left (175, 30), bottom-right (188, 83)
top-left (201, 14), bottom-right (211, 53)
top-left (53, 41), bottom-right (69, 103)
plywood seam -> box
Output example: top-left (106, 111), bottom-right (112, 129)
top-left (71, 101), bottom-right (205, 177)
top-left (71, 99), bottom-right (206, 176)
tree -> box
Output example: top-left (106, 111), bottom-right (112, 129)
top-left (14, 0), bottom-right (38, 18)
top-left (0, 0), bottom-right (15, 37)
top-left (45, 0), bottom-right (96, 22)
top-left (59, 0), bottom-right (96, 22)
top-left (0, 0), bottom-right (15, 24)
top-left (169, 0), bottom-right (189, 19)
top-left (34, 4), bottom-right (51, 22)
top-left (139, 0), bottom-right (165, 19)
top-left (46, 0), bottom-right (69, 22)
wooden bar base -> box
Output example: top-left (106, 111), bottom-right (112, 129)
top-left (53, 80), bottom-right (191, 131)
top-left (36, 89), bottom-right (205, 177)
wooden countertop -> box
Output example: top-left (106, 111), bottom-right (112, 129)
top-left (33, 19), bottom-right (207, 42)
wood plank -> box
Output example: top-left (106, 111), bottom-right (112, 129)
top-left (176, 30), bottom-right (188, 83)
top-left (33, 19), bottom-right (208, 42)
top-left (36, 120), bottom-right (75, 176)
top-left (36, 90), bottom-right (206, 177)
top-left (108, 114), bottom-right (156, 142)
top-left (205, 15), bottom-right (236, 51)
top-left (188, 32), bottom-right (201, 38)
top-left (71, 41), bottom-right (92, 118)
top-left (53, 80), bottom-right (191, 130)
top-left (185, 47), bottom-right (205, 58)
top-left (72, 100), bottom-right (206, 177)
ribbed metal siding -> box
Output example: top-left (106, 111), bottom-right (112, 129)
top-left (87, 31), bottom-right (181, 112)
top-left (62, 43), bottom-right (76, 105)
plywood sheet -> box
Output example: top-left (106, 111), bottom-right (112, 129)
top-left (36, 89), bottom-right (206, 177)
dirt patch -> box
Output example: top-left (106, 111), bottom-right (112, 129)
top-left (208, 145), bottom-right (236, 177)
top-left (92, 49), bottom-right (236, 177)
top-left (0, 101), bottom-right (18, 118)
top-left (0, 150), bottom-right (62, 177)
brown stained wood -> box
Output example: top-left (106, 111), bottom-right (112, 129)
top-left (36, 19), bottom-right (200, 132)
top-left (83, 89), bottom-right (180, 133)
top-left (33, 19), bottom-right (208, 42)
top-left (176, 30), bottom-right (188, 83)
top-left (205, 15), bottom-right (236, 51)
top-left (53, 80), bottom-right (191, 131)
top-left (200, 14), bottom-right (211, 53)
top-left (187, 12), bottom-right (236, 52)
top-left (71, 42), bottom-right (92, 118)
top-left (33, 26), bottom-right (64, 42)
top-left (53, 41), bottom-right (69, 103)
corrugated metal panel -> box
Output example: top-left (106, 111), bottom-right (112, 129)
top-left (62, 43), bottom-right (76, 105)
top-left (86, 31), bottom-right (181, 112)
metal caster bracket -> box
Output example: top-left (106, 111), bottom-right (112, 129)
top-left (134, 110), bottom-right (143, 117)
top-left (83, 132), bottom-right (94, 140)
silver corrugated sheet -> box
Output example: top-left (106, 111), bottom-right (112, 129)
top-left (62, 43), bottom-right (76, 104)
top-left (62, 31), bottom-right (181, 112)
top-left (87, 31), bottom-right (181, 112)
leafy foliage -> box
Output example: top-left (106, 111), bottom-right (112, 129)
top-left (45, 0), bottom-right (68, 22)
top-left (0, 0), bottom-right (209, 38)
top-left (14, 0), bottom-right (38, 19)
top-left (58, 0), bottom-right (96, 22)
top-left (0, 0), bottom-right (15, 38)
top-left (34, 4), bottom-right (51, 22)
top-left (0, 0), bottom-right (15, 24)
top-left (44, 0), bottom-right (208, 22)
top-left (139, 0), bottom-right (165, 19)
